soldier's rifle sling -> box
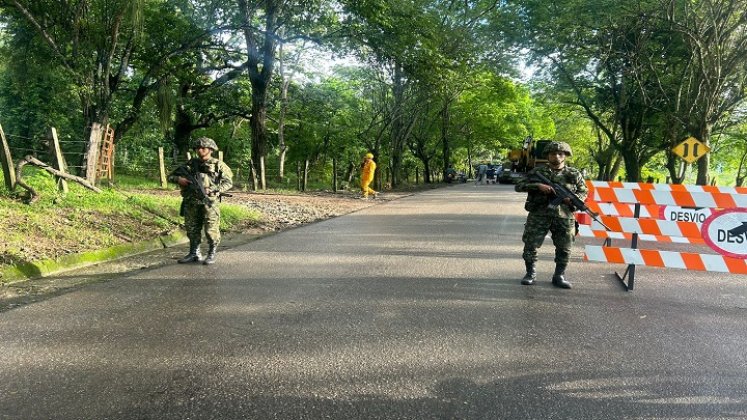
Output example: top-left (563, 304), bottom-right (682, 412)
top-left (532, 171), bottom-right (612, 231)
top-left (192, 172), bottom-right (212, 207)
top-left (175, 163), bottom-right (231, 205)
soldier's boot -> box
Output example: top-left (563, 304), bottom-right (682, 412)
top-left (551, 263), bottom-right (572, 289)
top-left (178, 242), bottom-right (202, 264)
top-left (203, 245), bottom-right (217, 265)
top-left (521, 261), bottom-right (537, 285)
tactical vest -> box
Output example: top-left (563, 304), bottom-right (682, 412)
top-left (183, 157), bottom-right (226, 203)
top-left (522, 166), bottom-right (583, 217)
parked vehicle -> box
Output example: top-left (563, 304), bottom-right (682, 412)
top-left (498, 165), bottom-right (524, 184)
top-left (445, 168), bottom-right (467, 183)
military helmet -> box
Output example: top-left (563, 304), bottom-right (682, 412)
top-left (193, 136), bottom-right (218, 151)
top-left (543, 141), bottom-right (572, 157)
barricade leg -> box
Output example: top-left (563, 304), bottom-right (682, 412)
top-left (614, 203), bottom-right (640, 291)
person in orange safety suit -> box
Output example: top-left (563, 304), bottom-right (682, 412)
top-left (360, 152), bottom-right (377, 198)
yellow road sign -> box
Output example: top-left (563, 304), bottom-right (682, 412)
top-left (672, 136), bottom-right (710, 163)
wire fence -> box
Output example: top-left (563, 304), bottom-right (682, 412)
top-left (2, 124), bottom-right (438, 193)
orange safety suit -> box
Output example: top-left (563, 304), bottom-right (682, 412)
top-left (360, 157), bottom-right (377, 198)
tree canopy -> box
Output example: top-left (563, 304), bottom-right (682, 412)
top-left (1, 0), bottom-right (745, 186)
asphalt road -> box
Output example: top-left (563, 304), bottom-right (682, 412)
top-left (1, 183), bottom-right (746, 419)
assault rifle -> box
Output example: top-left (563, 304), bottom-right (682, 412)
top-left (532, 171), bottom-right (611, 231)
top-left (172, 164), bottom-right (232, 213)
top-left (173, 166), bottom-right (212, 206)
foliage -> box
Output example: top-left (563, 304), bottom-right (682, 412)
top-left (2, 0), bottom-right (148, 131)
top-left (0, 0), bottom-right (745, 187)
top-left (508, 0), bottom-right (747, 183)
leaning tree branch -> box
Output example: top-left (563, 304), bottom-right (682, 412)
top-left (15, 155), bottom-right (102, 203)
top-left (8, 0), bottom-right (77, 76)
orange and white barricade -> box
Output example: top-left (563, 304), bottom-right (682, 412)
top-left (577, 181), bottom-right (747, 291)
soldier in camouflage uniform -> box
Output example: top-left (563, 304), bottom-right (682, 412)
top-left (514, 141), bottom-right (587, 289)
top-left (168, 137), bottom-right (233, 265)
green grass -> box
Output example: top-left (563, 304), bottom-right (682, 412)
top-left (0, 168), bottom-right (261, 269)
top-left (108, 173), bottom-right (165, 190)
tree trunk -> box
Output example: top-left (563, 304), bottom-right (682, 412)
top-left (345, 161), bottom-right (356, 185)
top-left (666, 152), bottom-right (687, 184)
top-left (302, 159), bottom-right (309, 191)
top-left (441, 98), bottom-right (451, 179)
top-left (609, 155), bottom-right (623, 181)
top-left (620, 148), bottom-right (641, 182)
top-left (173, 108), bottom-right (194, 159)
top-left (422, 159), bottom-right (431, 184)
top-left (736, 148), bottom-right (747, 187)
top-left (16, 155), bottom-right (102, 203)
top-left (238, 0), bottom-right (279, 191)
top-left (278, 132), bottom-right (287, 182)
top-left (248, 158), bottom-right (258, 191)
top-left (695, 123), bottom-right (712, 185)
top-left (466, 136), bottom-right (473, 179)
top-left (250, 88), bottom-right (268, 190)
top-left (277, 42), bottom-right (290, 182)
top-left (389, 62), bottom-right (405, 188)
top-left (332, 158), bottom-right (338, 192)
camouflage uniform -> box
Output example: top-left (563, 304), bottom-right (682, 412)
top-left (515, 145), bottom-right (587, 288)
top-left (168, 138), bottom-right (233, 264)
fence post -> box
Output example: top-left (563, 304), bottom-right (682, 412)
top-left (83, 123), bottom-right (103, 184)
top-left (302, 159), bottom-right (309, 191)
top-left (0, 122), bottom-right (16, 190)
top-left (48, 127), bottom-right (69, 193)
top-left (158, 147), bottom-right (168, 189)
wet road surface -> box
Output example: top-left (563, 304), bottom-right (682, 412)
top-left (1, 184), bottom-right (746, 419)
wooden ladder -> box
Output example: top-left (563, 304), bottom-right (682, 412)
top-left (96, 125), bottom-right (115, 181)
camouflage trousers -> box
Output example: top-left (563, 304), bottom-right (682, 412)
top-left (183, 201), bottom-right (221, 247)
top-left (521, 213), bottom-right (575, 265)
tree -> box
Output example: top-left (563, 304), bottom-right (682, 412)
top-left (341, 0), bottom-right (510, 187)
top-left (2, 0), bottom-right (147, 171)
top-left (1, 0), bottom-right (233, 174)
top-left (0, 19), bottom-right (79, 148)
top-left (662, 0), bottom-right (747, 185)
top-left (451, 72), bottom-right (551, 172)
top-left (341, 0), bottom-right (441, 187)
top-left (514, 0), bottom-right (672, 181)
top-left (711, 118), bottom-right (747, 186)
top-left (231, 0), bottom-right (337, 190)
top-left (128, 1), bottom-right (253, 158)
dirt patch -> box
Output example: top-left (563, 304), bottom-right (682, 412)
top-left (224, 191), bottom-right (395, 232)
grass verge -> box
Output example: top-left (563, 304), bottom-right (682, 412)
top-left (0, 169), bottom-right (260, 281)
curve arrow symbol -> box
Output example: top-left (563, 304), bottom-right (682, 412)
top-left (729, 222), bottom-right (747, 236)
